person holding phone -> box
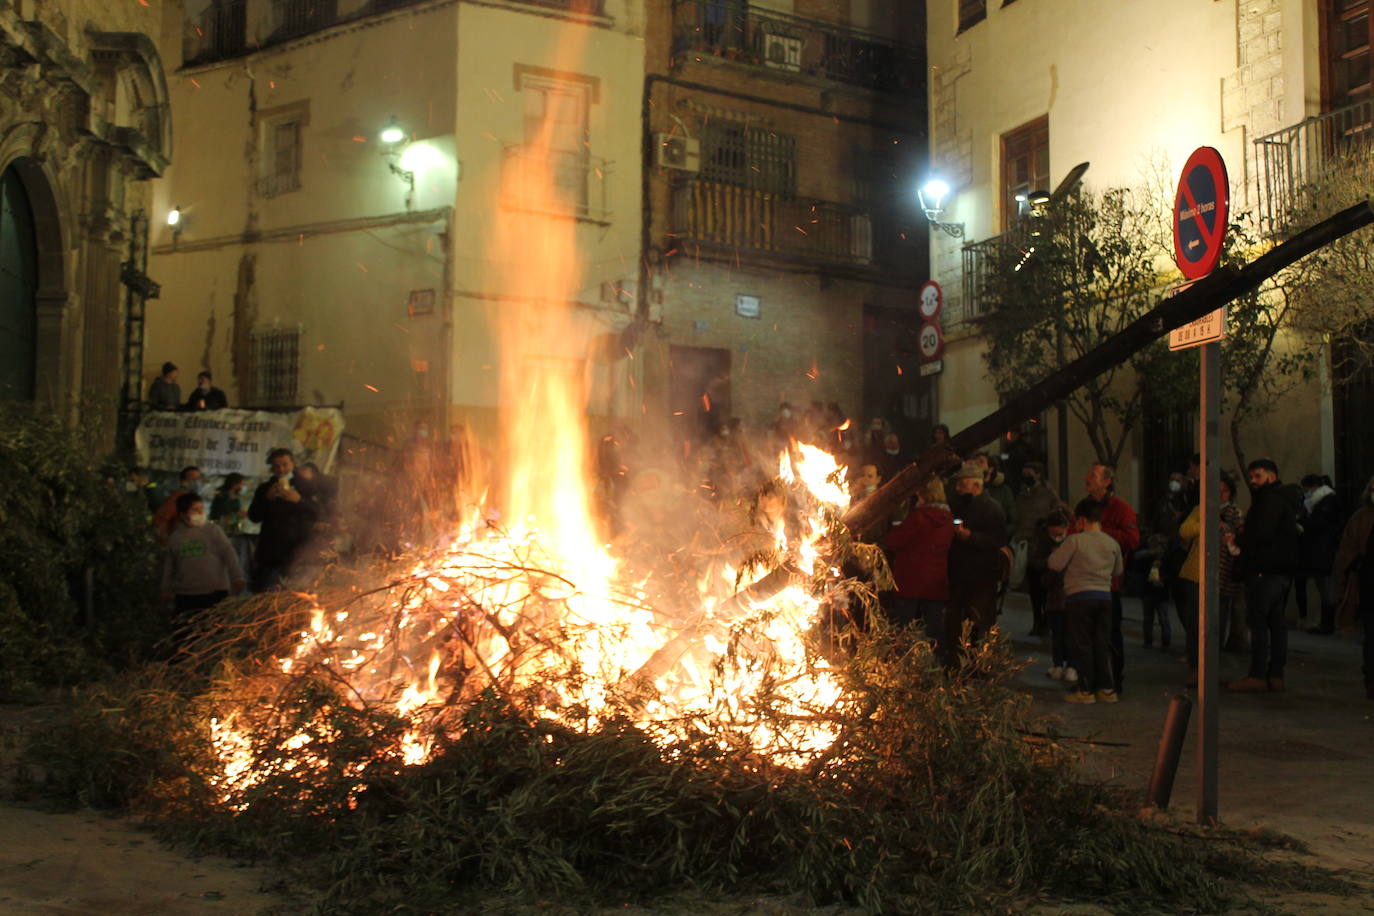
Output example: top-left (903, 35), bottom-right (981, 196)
top-left (945, 462), bottom-right (1008, 664)
top-left (248, 447), bottom-right (319, 591)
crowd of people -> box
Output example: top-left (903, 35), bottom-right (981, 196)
top-left (126, 448), bottom-right (338, 619)
top-left (125, 376), bottom-right (1374, 703)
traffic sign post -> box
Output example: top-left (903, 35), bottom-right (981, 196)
top-left (918, 321), bottom-right (945, 362)
top-left (1172, 148), bottom-right (1229, 828)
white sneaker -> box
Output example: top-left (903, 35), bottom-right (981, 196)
top-left (1063, 667), bottom-right (1079, 684)
top-left (1047, 666), bottom-right (1064, 681)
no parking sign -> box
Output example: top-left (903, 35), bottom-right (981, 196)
top-left (1173, 147), bottom-right (1230, 279)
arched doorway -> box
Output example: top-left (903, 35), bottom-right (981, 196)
top-left (0, 163), bottom-right (38, 400)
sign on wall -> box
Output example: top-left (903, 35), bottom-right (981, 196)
top-left (135, 407), bottom-right (345, 477)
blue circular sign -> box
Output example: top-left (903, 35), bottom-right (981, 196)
top-left (1173, 147), bottom-right (1230, 280)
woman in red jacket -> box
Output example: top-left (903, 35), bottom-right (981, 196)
top-left (885, 475), bottom-right (956, 662)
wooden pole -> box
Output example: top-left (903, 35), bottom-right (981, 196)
top-left (843, 200), bottom-right (1374, 535)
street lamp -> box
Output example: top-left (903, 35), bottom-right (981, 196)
top-left (379, 116), bottom-right (415, 196)
top-left (918, 178), bottom-right (965, 238)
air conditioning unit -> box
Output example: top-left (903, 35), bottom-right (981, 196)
top-left (655, 133), bottom-right (700, 172)
top-left (762, 34), bottom-right (802, 72)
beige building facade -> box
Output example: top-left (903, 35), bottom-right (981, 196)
top-left (149, 0), bottom-right (645, 446)
top-left (642, 0), bottom-right (929, 451)
top-left (925, 0), bottom-right (1367, 508)
top-left (0, 0), bottom-right (175, 450)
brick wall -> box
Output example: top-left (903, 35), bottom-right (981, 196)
top-left (654, 260), bottom-right (872, 431)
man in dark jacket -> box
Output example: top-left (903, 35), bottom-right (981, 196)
top-left (185, 370), bottom-right (229, 410)
top-left (1297, 473), bottom-right (1342, 634)
top-left (946, 462), bottom-right (1008, 660)
top-left (248, 447), bottom-right (320, 591)
top-left (1229, 458), bottom-right (1300, 692)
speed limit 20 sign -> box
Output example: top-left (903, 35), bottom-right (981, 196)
top-left (918, 321), bottom-right (944, 361)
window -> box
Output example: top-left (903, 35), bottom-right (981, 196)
top-left (700, 121), bottom-right (797, 195)
top-left (1000, 116), bottom-right (1049, 230)
top-left (1323, 0), bottom-right (1372, 111)
top-left (957, 0), bottom-right (986, 32)
top-left (509, 67), bottom-right (600, 215)
top-left (248, 327), bottom-right (300, 407)
top-left (258, 102), bottom-right (307, 197)
top-left (273, 0), bottom-right (337, 39)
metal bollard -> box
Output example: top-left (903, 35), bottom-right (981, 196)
top-left (1146, 694), bottom-right (1192, 810)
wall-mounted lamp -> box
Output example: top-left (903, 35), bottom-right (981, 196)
top-left (379, 116), bottom-right (414, 198)
top-left (167, 206), bottom-right (182, 231)
top-left (917, 179), bottom-right (964, 239)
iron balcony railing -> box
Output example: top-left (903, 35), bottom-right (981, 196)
top-left (273, 0), bottom-right (338, 40)
top-left (672, 0), bottom-right (920, 93)
top-left (961, 224), bottom-right (1036, 322)
top-left (671, 179), bottom-right (873, 266)
top-left (500, 145), bottom-right (612, 223)
top-left (1254, 97), bottom-right (1374, 234)
top-left (192, 0), bottom-right (247, 62)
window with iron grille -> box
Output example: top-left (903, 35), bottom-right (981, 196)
top-left (700, 121), bottom-right (797, 196)
top-left (248, 328), bottom-right (301, 407)
top-left (1001, 116), bottom-right (1049, 230)
top-left (258, 103), bottom-right (307, 198)
top-left (958, 0), bottom-right (986, 32)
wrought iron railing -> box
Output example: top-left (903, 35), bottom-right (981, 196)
top-left (192, 0), bottom-right (247, 62)
top-left (960, 225), bottom-right (1035, 321)
top-left (500, 145), bottom-right (612, 222)
top-left (672, 0), bottom-right (920, 93)
top-left (514, 0), bottom-right (605, 13)
top-left (671, 179), bottom-right (873, 265)
top-left (273, 0), bottom-right (338, 40)
top-left (1254, 97), bottom-right (1374, 234)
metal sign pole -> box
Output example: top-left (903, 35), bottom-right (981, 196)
top-left (1197, 339), bottom-right (1221, 825)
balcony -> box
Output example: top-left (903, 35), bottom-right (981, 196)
top-left (961, 225), bottom-right (1035, 322)
top-left (1254, 98), bottom-right (1374, 235)
top-left (272, 0), bottom-right (339, 40)
top-left (671, 179), bottom-right (873, 266)
top-left (188, 0), bottom-right (247, 63)
top-left (499, 145), bottom-right (612, 224)
top-left (672, 0), bottom-right (921, 94)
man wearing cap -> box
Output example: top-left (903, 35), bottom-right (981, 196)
top-left (1012, 461), bottom-right (1063, 635)
top-left (946, 461), bottom-right (1009, 659)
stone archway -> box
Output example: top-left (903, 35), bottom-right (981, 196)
top-left (0, 152), bottom-right (69, 411)
top-left (0, 163), bottom-right (37, 399)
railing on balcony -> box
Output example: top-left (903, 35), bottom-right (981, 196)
top-left (512, 0), bottom-right (605, 13)
top-left (1255, 97), bottom-right (1374, 234)
top-left (672, 0), bottom-right (920, 93)
top-left (672, 179), bottom-right (873, 266)
top-left (500, 145), bottom-right (611, 223)
top-left (192, 0), bottom-right (247, 62)
top-left (273, 0), bottom-right (339, 40)
top-left (961, 225), bottom-right (1034, 322)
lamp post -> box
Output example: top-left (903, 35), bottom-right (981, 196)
top-left (379, 116), bottom-right (415, 204)
top-left (918, 178), bottom-right (965, 239)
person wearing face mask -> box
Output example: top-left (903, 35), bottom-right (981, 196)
top-left (161, 492), bottom-right (245, 616)
top-left (1033, 509), bottom-right (1074, 683)
top-left (1228, 458), bottom-right (1300, 692)
top-left (154, 466), bottom-right (206, 541)
top-left (1011, 461), bottom-right (1063, 634)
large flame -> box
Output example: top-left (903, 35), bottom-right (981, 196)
top-left (208, 38), bottom-right (862, 802)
